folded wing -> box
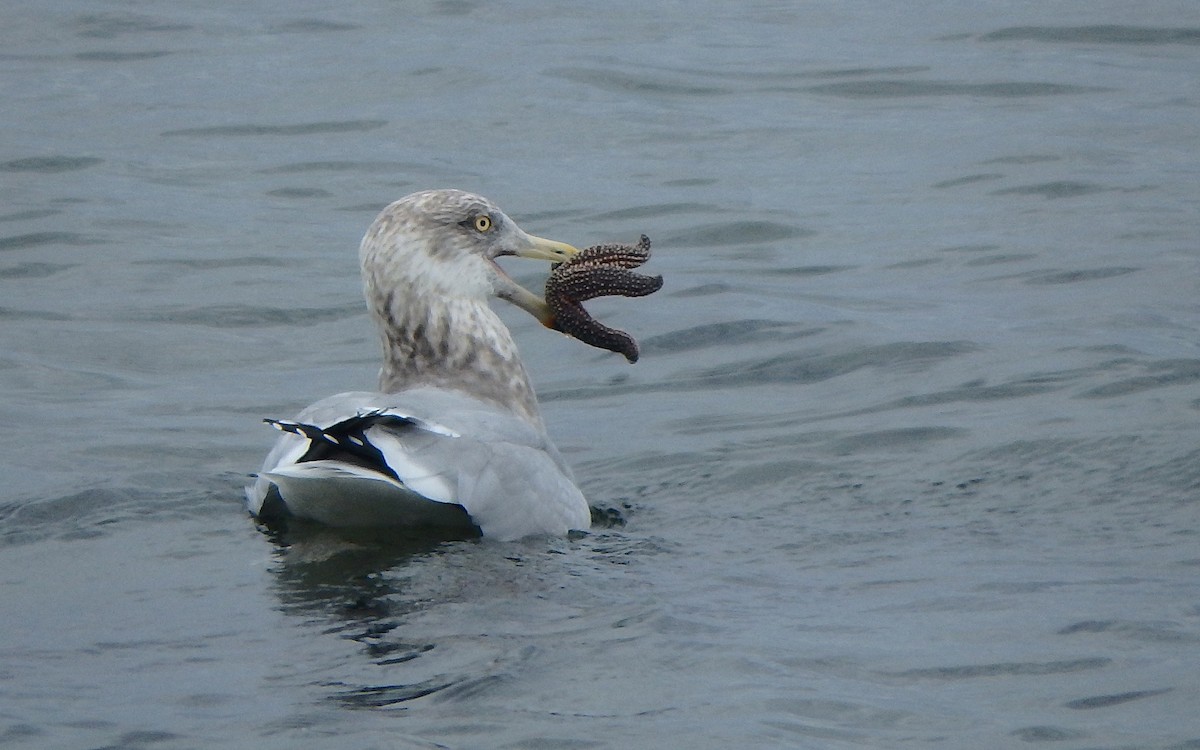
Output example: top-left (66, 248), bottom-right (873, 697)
top-left (246, 387), bottom-right (590, 540)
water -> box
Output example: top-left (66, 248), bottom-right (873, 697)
top-left (2, 1), bottom-right (1198, 747)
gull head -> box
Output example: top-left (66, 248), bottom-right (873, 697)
top-left (360, 189), bottom-right (577, 324)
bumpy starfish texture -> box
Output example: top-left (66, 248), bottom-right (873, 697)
top-left (545, 235), bottom-right (662, 363)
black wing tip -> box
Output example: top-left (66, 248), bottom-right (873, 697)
top-left (263, 418), bottom-right (342, 445)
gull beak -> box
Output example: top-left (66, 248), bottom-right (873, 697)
top-left (494, 231), bottom-right (577, 327)
top-left (496, 281), bottom-right (556, 328)
top-left (513, 232), bottom-right (580, 263)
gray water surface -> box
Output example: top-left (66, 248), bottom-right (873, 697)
top-left (2, 2), bottom-right (1198, 748)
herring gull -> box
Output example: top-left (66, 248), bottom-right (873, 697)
top-left (245, 189), bottom-right (597, 540)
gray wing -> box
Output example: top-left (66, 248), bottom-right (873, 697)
top-left (246, 386), bottom-right (590, 540)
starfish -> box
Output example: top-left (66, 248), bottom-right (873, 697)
top-left (544, 235), bottom-right (663, 363)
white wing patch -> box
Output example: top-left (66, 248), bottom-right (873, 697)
top-left (366, 427), bottom-right (458, 504)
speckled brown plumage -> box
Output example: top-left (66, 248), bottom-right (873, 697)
top-left (545, 235), bottom-right (663, 363)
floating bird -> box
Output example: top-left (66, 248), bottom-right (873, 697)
top-left (246, 189), bottom-right (657, 540)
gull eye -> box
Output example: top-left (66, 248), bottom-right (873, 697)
top-left (473, 214), bottom-right (493, 233)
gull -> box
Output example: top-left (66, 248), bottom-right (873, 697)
top-left (246, 189), bottom-right (593, 540)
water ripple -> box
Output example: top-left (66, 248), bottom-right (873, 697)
top-left (690, 341), bottom-right (979, 388)
top-left (0, 485), bottom-right (212, 547)
top-left (272, 19), bottom-right (361, 33)
top-left (265, 187), bottom-right (333, 199)
top-left (642, 319), bottom-right (822, 354)
top-left (1063, 688), bottom-right (1172, 710)
top-left (127, 303), bottom-right (362, 327)
top-left (3, 260), bottom-right (76, 280)
top-left (71, 12), bottom-right (190, 38)
top-left (825, 427), bottom-right (967, 456)
top-left (0, 156), bottom-right (103, 173)
top-left (132, 256), bottom-right (288, 270)
top-left (162, 120), bottom-right (388, 137)
top-left (331, 678), bottom-right (458, 708)
top-left (75, 50), bottom-right (175, 62)
top-left (588, 203), bottom-right (719, 222)
top-left (1077, 358), bottom-right (1200, 398)
top-left (0, 232), bottom-right (100, 251)
top-left (979, 267), bottom-right (1141, 285)
top-left (1058, 619), bottom-right (1199, 643)
top-left (546, 340), bottom-right (980, 403)
top-left (547, 67), bottom-right (731, 97)
top-left (933, 173), bottom-right (1005, 189)
top-left (662, 220), bottom-right (814, 246)
top-left (805, 80), bottom-right (1105, 98)
top-left (979, 26), bottom-right (1200, 45)
top-left (992, 181), bottom-right (1111, 198)
top-left (892, 657), bottom-right (1111, 680)
top-left (1010, 726), bottom-right (1088, 742)
top-left (0, 306), bottom-right (72, 322)
top-left (1022, 267), bottom-right (1140, 285)
top-left (258, 160), bottom-right (428, 175)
